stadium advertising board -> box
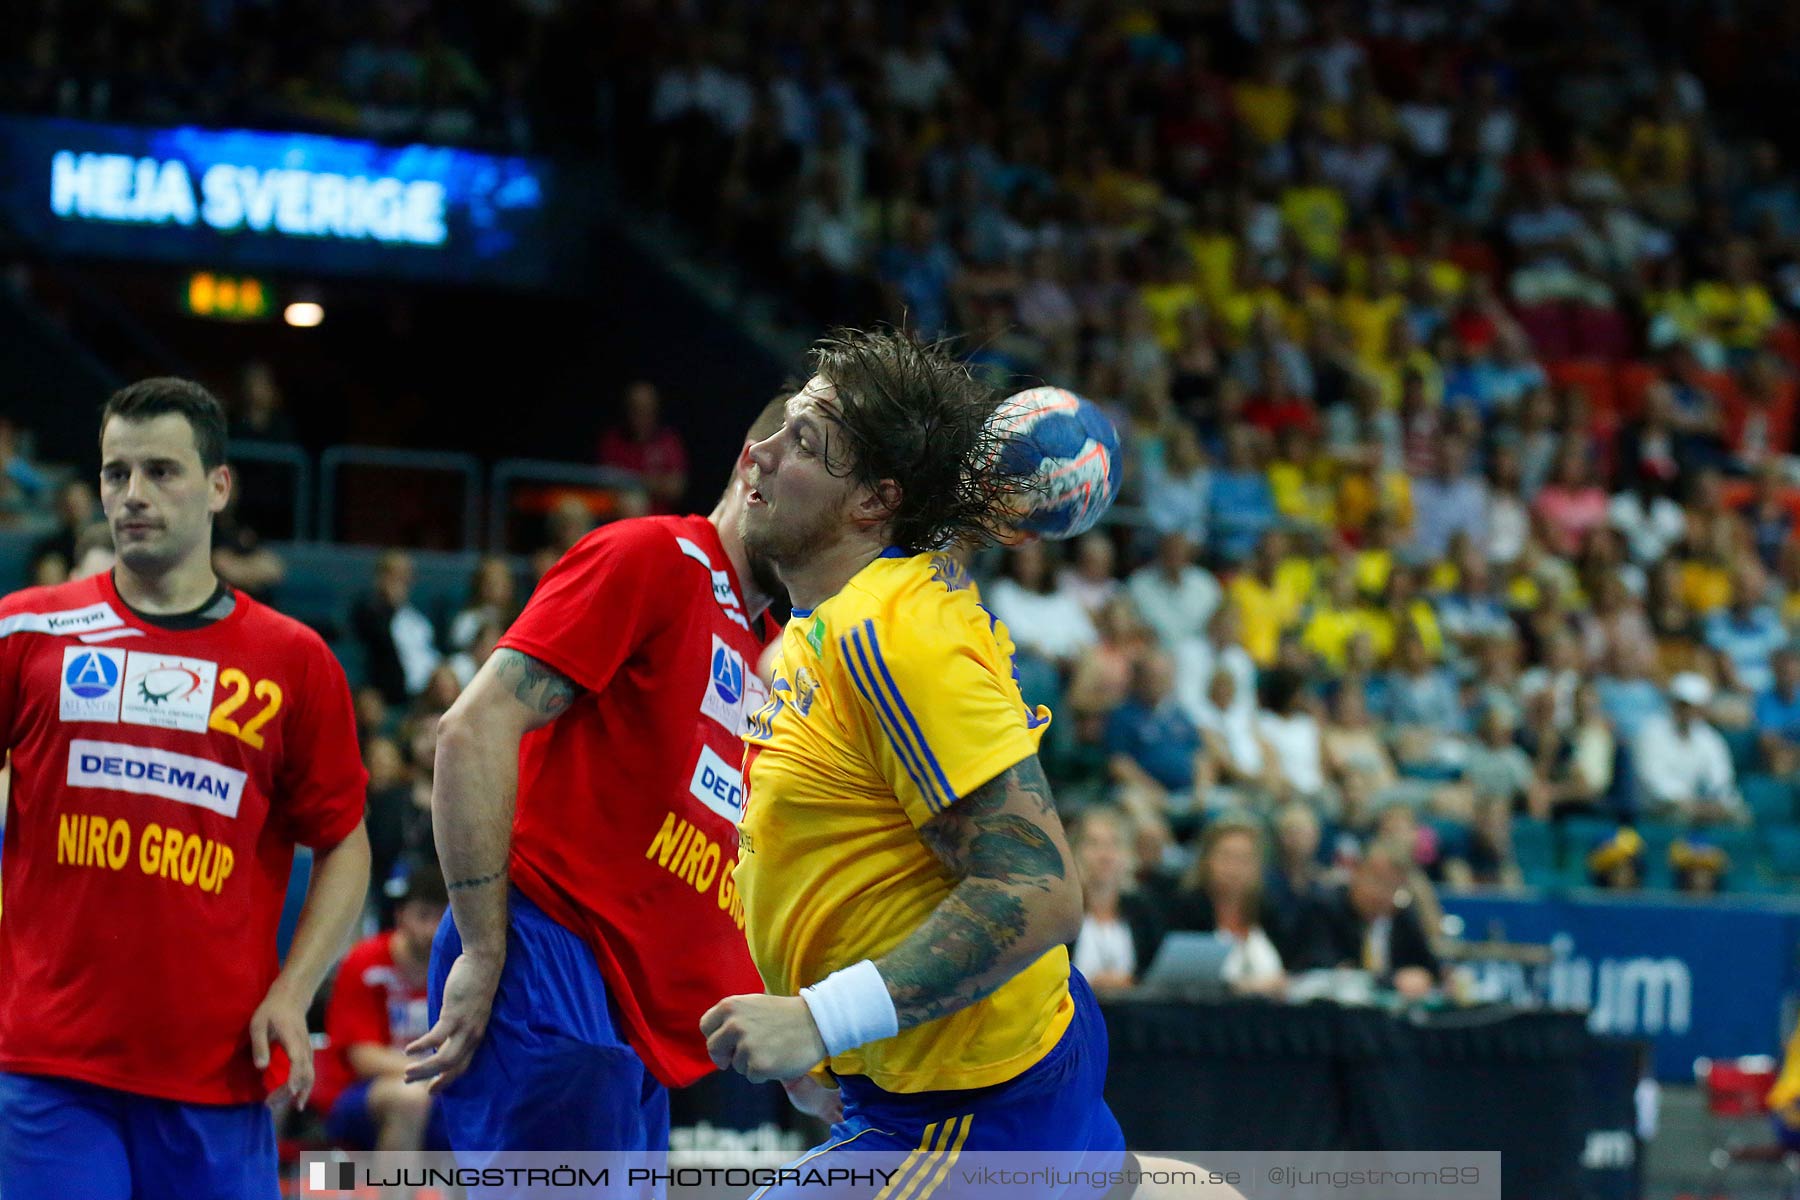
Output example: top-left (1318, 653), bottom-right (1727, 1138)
top-left (1444, 890), bottom-right (1800, 1080)
top-left (0, 116), bottom-right (578, 289)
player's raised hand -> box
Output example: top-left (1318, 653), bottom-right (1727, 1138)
top-left (700, 993), bottom-right (828, 1084)
top-left (783, 1073), bottom-right (845, 1124)
top-left (405, 951), bottom-right (502, 1093)
top-left (250, 981), bottom-right (315, 1112)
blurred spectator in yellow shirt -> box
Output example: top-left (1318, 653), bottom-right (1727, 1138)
top-left (1304, 565), bottom-right (1382, 674)
top-left (1281, 149), bottom-right (1350, 270)
top-left (1234, 46), bottom-right (1297, 146)
top-left (1139, 244), bottom-right (1205, 351)
top-left (1367, 566), bottom-right (1447, 664)
top-left (1230, 531), bottom-right (1311, 665)
top-left (1692, 240), bottom-right (1779, 355)
top-left (1339, 259), bottom-right (1407, 369)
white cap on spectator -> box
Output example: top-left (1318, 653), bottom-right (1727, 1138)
top-left (1669, 672), bottom-right (1713, 707)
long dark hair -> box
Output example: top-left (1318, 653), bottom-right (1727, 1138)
top-left (810, 327), bottom-right (1037, 552)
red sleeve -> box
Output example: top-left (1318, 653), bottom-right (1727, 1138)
top-left (276, 630), bottom-right (368, 849)
top-left (324, 939), bottom-right (390, 1060)
top-left (0, 594), bottom-right (23, 750)
top-left (499, 521), bottom-right (680, 695)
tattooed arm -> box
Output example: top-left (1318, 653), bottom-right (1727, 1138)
top-left (701, 753), bottom-right (1081, 1082)
top-left (875, 754), bottom-right (1083, 1030)
top-left (405, 648), bottom-right (579, 1089)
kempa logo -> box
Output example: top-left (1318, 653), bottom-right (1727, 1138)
top-left (45, 606), bottom-right (116, 633)
top-left (0, 601), bottom-right (124, 640)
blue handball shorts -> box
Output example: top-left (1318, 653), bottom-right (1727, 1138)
top-left (0, 1071), bottom-right (277, 1200)
top-left (428, 886), bottom-right (669, 1155)
top-left (750, 969), bottom-right (1128, 1200)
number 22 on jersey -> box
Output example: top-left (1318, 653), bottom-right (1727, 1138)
top-left (209, 668), bottom-right (282, 750)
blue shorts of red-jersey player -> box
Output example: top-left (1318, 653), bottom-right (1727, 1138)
top-left (0, 1071), bottom-right (277, 1200)
top-left (749, 969), bottom-right (1128, 1200)
top-left (428, 886), bottom-right (669, 1155)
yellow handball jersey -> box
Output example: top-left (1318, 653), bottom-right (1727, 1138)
top-left (736, 549), bottom-right (1075, 1094)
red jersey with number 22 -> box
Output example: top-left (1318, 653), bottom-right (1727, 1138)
top-left (501, 515), bottom-right (771, 1088)
top-left (0, 572), bottom-right (366, 1104)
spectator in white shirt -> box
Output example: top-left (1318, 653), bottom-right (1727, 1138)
top-left (882, 19), bottom-right (952, 112)
top-left (1632, 673), bottom-right (1748, 825)
top-left (1485, 445), bottom-right (1531, 565)
top-left (790, 168), bottom-right (866, 276)
top-left (1190, 666), bottom-right (1281, 802)
top-left (1127, 531), bottom-right (1223, 649)
top-left (1609, 474), bottom-right (1687, 566)
top-left (985, 540), bottom-right (1098, 670)
top-left (1174, 603), bottom-right (1260, 726)
top-left (1258, 667), bottom-right (1329, 802)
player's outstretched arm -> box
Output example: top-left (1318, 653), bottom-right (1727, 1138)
top-left (876, 753), bottom-right (1082, 1028)
top-left (405, 647), bottom-right (579, 1092)
top-left (701, 754), bottom-right (1081, 1083)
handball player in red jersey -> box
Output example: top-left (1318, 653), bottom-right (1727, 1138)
top-left (405, 398), bottom-right (833, 1153)
top-left (0, 379), bottom-right (371, 1200)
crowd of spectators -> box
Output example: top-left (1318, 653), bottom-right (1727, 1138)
top-left (564, 0), bottom-right (1800, 996)
top-left (0, 0), bottom-right (554, 152)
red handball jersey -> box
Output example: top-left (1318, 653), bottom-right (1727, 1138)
top-left (501, 514), bottom-right (772, 1087)
top-left (314, 929), bottom-right (430, 1113)
top-left (0, 572), bottom-right (366, 1105)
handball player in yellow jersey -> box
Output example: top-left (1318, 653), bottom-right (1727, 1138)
top-left (701, 330), bottom-right (1227, 1199)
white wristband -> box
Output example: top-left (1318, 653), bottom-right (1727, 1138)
top-left (799, 960), bottom-right (899, 1058)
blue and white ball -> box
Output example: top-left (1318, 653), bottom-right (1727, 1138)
top-left (991, 386), bottom-right (1122, 540)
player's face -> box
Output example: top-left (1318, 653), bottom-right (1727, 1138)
top-left (739, 376), bottom-right (862, 569)
top-left (99, 415), bottom-right (229, 579)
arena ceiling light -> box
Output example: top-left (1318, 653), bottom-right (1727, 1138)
top-left (282, 301), bottom-right (324, 328)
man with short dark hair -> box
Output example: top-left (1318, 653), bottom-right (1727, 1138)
top-left (0, 377), bottom-right (370, 1200)
top-left (1296, 841), bottom-right (1440, 999)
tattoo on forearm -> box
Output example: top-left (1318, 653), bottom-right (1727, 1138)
top-left (447, 869), bottom-right (506, 891)
top-left (490, 649), bottom-right (578, 718)
top-left (880, 757), bottom-right (1070, 1028)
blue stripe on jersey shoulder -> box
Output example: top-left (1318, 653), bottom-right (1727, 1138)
top-left (842, 627), bottom-right (939, 812)
top-left (861, 621), bottom-right (957, 808)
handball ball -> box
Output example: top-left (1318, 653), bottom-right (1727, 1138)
top-left (991, 386), bottom-right (1123, 540)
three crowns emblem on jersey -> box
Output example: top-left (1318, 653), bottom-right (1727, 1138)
top-left (792, 666), bottom-right (821, 718)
